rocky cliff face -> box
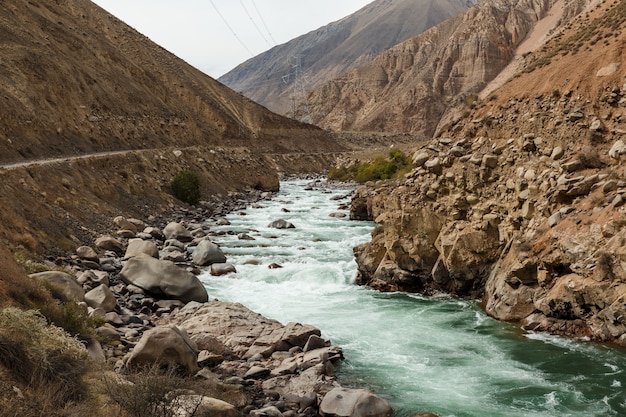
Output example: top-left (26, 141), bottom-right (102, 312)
top-left (309, 0), bottom-right (587, 137)
top-left (219, 0), bottom-right (474, 116)
top-left (348, 0), bottom-right (626, 343)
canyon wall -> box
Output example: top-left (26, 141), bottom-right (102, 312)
top-left (348, 0), bottom-right (626, 342)
top-left (309, 0), bottom-right (587, 137)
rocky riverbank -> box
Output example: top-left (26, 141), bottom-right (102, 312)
top-left (349, 89), bottom-right (626, 344)
top-left (28, 181), bottom-right (400, 417)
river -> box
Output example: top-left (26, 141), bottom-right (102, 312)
top-left (200, 179), bottom-right (626, 417)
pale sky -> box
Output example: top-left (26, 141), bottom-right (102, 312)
top-left (91, 0), bottom-right (374, 78)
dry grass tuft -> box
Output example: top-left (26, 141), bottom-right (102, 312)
top-left (0, 308), bottom-right (91, 415)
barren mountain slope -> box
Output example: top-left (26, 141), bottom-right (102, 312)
top-left (0, 0), bottom-right (352, 255)
top-left (348, 0), bottom-right (626, 343)
top-left (218, 0), bottom-right (474, 116)
top-left (0, 0), bottom-right (341, 165)
top-left (308, 0), bottom-right (589, 137)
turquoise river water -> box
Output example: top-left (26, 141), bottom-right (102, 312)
top-left (200, 180), bottom-right (626, 417)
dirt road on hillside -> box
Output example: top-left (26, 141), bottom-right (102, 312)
top-left (0, 150), bottom-right (132, 170)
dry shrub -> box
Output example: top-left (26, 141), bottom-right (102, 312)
top-left (103, 365), bottom-right (247, 417)
top-left (104, 365), bottom-right (200, 417)
top-left (12, 233), bottom-right (37, 252)
top-left (0, 307), bottom-right (90, 409)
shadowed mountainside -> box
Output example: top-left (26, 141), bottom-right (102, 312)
top-left (218, 0), bottom-right (475, 116)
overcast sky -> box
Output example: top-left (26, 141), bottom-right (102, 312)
top-left (91, 0), bottom-right (373, 79)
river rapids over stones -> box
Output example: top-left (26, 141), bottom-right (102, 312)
top-left (200, 179), bottom-right (626, 417)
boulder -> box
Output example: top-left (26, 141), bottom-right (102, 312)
top-left (30, 271), bottom-right (85, 302)
top-left (192, 240), bottom-right (227, 266)
top-left (95, 236), bottom-right (125, 253)
top-left (124, 238), bottom-right (159, 259)
top-left (210, 263), bottom-right (237, 276)
top-left (319, 387), bottom-right (392, 417)
top-left (268, 219), bottom-right (295, 229)
top-left (250, 406), bottom-right (283, 417)
top-left (272, 346), bottom-right (343, 376)
top-left (76, 246), bottom-right (98, 262)
top-left (114, 216), bottom-right (138, 233)
top-left (449, 146), bottom-right (466, 157)
top-left (77, 270), bottom-right (110, 286)
top-left (143, 226), bottom-right (165, 241)
top-left (120, 254), bottom-right (208, 303)
top-left (127, 325), bottom-right (198, 374)
top-left (590, 118), bottom-right (604, 132)
top-left (170, 395), bottom-right (237, 417)
top-left (262, 363), bottom-right (335, 404)
top-left (482, 154), bottom-right (498, 169)
top-left (173, 302), bottom-right (320, 359)
top-left (163, 222), bottom-right (194, 242)
top-left (424, 158), bottom-right (442, 174)
top-left (412, 151), bottom-right (430, 167)
top-left (609, 139), bottom-right (626, 161)
top-left (433, 225), bottom-right (502, 293)
top-left (551, 146), bottom-right (564, 160)
top-left (84, 284), bottom-right (117, 312)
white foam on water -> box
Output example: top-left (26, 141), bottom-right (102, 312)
top-left (200, 180), bottom-right (626, 417)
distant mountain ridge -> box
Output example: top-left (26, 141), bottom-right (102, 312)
top-left (218, 0), bottom-right (475, 116)
top-left (307, 0), bottom-right (590, 137)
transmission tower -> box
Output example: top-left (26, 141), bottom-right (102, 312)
top-left (284, 55), bottom-right (311, 124)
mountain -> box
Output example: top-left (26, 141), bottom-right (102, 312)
top-left (0, 0), bottom-right (341, 165)
top-left (347, 0), bottom-right (626, 344)
top-left (308, 0), bottom-right (589, 137)
top-left (0, 0), bottom-right (348, 253)
top-left (218, 0), bottom-right (475, 116)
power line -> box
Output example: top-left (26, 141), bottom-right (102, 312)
top-left (240, 0), bottom-right (272, 48)
top-left (250, 0), bottom-right (278, 45)
top-left (209, 0), bottom-right (255, 57)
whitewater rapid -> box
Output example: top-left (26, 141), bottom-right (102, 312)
top-left (200, 179), bottom-right (626, 417)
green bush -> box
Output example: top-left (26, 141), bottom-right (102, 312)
top-left (328, 149), bottom-right (413, 183)
top-left (171, 170), bottom-right (200, 205)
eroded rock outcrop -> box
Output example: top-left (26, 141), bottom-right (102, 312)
top-left (349, 80), bottom-right (626, 344)
top-left (309, 0), bottom-right (584, 137)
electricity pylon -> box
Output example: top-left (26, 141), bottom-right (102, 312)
top-left (284, 55), bottom-right (311, 124)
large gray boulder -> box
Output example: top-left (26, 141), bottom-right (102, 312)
top-left (173, 301), bottom-right (320, 359)
top-left (95, 236), bottom-right (125, 254)
top-left (30, 271), bottom-right (85, 302)
top-left (84, 284), bottom-right (117, 312)
top-left (163, 222), bottom-right (194, 242)
top-left (210, 263), bottom-right (236, 276)
top-left (123, 238), bottom-right (159, 259)
top-left (192, 240), bottom-right (226, 266)
top-left (120, 254), bottom-right (208, 303)
top-left (320, 387), bottom-right (392, 417)
top-left (76, 246), bottom-right (98, 262)
top-left (127, 325), bottom-right (198, 374)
